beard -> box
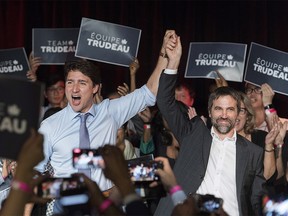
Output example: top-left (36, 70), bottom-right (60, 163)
top-left (211, 117), bottom-right (236, 134)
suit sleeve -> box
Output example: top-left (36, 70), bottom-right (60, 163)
top-left (251, 149), bottom-right (267, 214)
top-left (156, 72), bottom-right (195, 143)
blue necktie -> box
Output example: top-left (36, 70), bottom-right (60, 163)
top-left (79, 113), bottom-right (91, 178)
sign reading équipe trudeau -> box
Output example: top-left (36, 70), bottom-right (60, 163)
top-left (0, 48), bottom-right (30, 79)
top-left (245, 42), bottom-right (288, 96)
top-left (185, 42), bottom-right (247, 82)
top-left (75, 17), bottom-right (141, 67)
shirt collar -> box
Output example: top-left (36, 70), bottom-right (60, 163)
top-left (67, 103), bottom-right (96, 120)
top-left (210, 127), bottom-right (237, 141)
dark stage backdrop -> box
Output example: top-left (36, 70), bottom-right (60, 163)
top-left (1, 0), bottom-right (288, 117)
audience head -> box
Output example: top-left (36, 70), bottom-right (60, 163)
top-left (235, 92), bottom-right (255, 134)
top-left (245, 82), bottom-right (263, 109)
top-left (42, 107), bottom-right (63, 121)
top-left (175, 82), bottom-right (195, 107)
top-left (44, 73), bottom-right (65, 107)
top-left (108, 91), bottom-right (121, 100)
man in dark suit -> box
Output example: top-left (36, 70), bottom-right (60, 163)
top-left (154, 35), bottom-right (266, 216)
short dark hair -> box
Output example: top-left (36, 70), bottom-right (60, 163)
top-left (45, 73), bottom-right (65, 90)
top-left (43, 107), bottom-right (62, 121)
top-left (64, 59), bottom-right (101, 86)
top-left (175, 82), bottom-right (196, 99)
top-left (208, 86), bottom-right (241, 114)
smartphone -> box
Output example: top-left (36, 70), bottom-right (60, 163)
top-left (37, 176), bottom-right (84, 199)
top-left (127, 159), bottom-right (163, 182)
top-left (193, 194), bottom-right (223, 213)
top-left (262, 194), bottom-right (288, 215)
top-left (72, 148), bottom-right (104, 169)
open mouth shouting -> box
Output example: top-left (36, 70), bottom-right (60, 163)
top-left (72, 95), bottom-right (81, 106)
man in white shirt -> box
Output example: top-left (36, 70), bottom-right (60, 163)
top-left (155, 34), bottom-right (266, 216)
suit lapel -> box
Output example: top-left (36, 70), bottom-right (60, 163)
top-left (202, 129), bottom-right (212, 168)
top-left (235, 135), bottom-right (249, 199)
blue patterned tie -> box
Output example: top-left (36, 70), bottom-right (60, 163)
top-left (79, 113), bottom-right (91, 178)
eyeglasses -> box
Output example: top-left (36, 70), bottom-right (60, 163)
top-left (47, 86), bottom-right (65, 93)
top-left (245, 87), bottom-right (262, 95)
top-left (239, 108), bottom-right (247, 115)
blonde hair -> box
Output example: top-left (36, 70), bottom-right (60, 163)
top-left (239, 92), bottom-right (255, 134)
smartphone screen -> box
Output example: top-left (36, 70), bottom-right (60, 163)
top-left (38, 177), bottom-right (82, 199)
top-left (72, 148), bottom-right (104, 169)
top-left (262, 194), bottom-right (288, 215)
top-left (127, 159), bottom-right (163, 182)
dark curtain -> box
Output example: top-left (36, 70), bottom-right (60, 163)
top-left (1, 0), bottom-right (288, 117)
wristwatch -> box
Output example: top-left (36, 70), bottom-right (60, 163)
top-left (264, 104), bottom-right (274, 110)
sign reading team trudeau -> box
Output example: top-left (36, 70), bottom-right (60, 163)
top-left (185, 42), bottom-right (247, 82)
top-left (33, 28), bottom-right (79, 65)
top-left (245, 43), bottom-right (288, 96)
top-left (0, 48), bottom-right (30, 79)
top-left (75, 18), bottom-right (141, 67)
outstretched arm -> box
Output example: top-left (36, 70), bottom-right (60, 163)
top-left (129, 58), bottom-right (140, 92)
top-left (146, 30), bottom-right (179, 96)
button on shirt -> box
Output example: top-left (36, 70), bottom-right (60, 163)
top-left (196, 127), bottom-right (239, 216)
top-left (35, 85), bottom-right (155, 191)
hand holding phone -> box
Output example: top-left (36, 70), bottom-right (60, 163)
top-left (37, 176), bottom-right (85, 199)
top-left (73, 148), bottom-right (104, 169)
top-left (128, 159), bottom-right (163, 182)
top-left (193, 194), bottom-right (223, 213)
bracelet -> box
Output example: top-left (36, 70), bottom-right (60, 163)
top-left (264, 104), bottom-right (274, 110)
top-left (98, 198), bottom-right (113, 213)
top-left (159, 52), bottom-right (168, 58)
top-left (11, 180), bottom-right (32, 194)
top-left (143, 124), bottom-right (151, 129)
top-left (265, 147), bottom-right (275, 152)
top-left (169, 185), bottom-right (182, 195)
top-left (274, 143), bottom-right (283, 149)
top-left (265, 108), bottom-right (277, 115)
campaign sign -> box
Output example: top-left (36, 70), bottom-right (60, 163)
top-left (185, 42), bottom-right (247, 82)
top-left (75, 17), bottom-right (141, 67)
top-left (0, 76), bottom-right (44, 160)
top-left (245, 42), bottom-right (288, 96)
top-left (0, 48), bottom-right (30, 79)
top-left (33, 28), bottom-right (79, 65)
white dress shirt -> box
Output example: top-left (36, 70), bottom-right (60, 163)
top-left (196, 127), bottom-right (239, 216)
top-left (35, 85), bottom-right (155, 191)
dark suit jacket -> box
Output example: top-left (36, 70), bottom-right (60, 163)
top-left (154, 72), bottom-right (266, 216)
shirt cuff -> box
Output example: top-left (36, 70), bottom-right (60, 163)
top-left (171, 190), bottom-right (187, 206)
top-left (0, 175), bottom-right (4, 185)
top-left (164, 69), bottom-right (178, 75)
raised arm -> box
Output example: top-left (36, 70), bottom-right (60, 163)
top-left (214, 70), bottom-right (228, 88)
top-left (261, 83), bottom-right (279, 131)
top-left (129, 58), bottom-right (140, 92)
top-left (146, 30), bottom-right (179, 96)
top-left (26, 52), bottom-right (41, 82)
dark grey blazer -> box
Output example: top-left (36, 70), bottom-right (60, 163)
top-left (154, 72), bottom-right (266, 216)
